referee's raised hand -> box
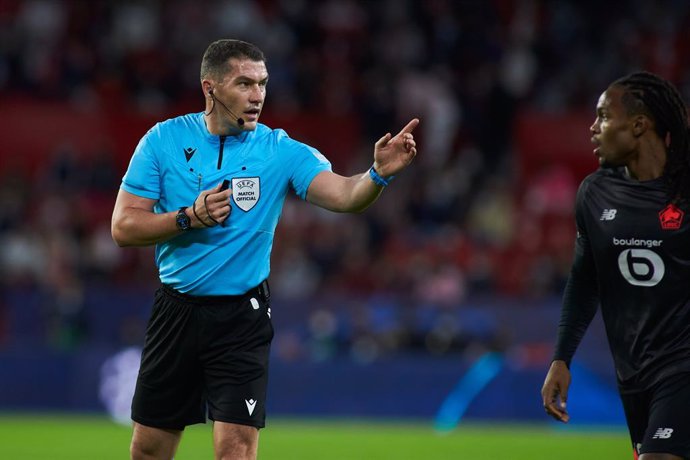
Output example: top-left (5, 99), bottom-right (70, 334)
top-left (372, 118), bottom-right (419, 177)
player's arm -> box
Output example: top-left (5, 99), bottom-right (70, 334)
top-left (111, 185), bottom-right (231, 247)
top-left (306, 118), bottom-right (419, 213)
top-left (542, 193), bottom-right (599, 423)
top-left (542, 250), bottom-right (599, 423)
top-left (552, 245), bottom-right (600, 367)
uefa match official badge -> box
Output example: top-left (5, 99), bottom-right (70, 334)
top-left (658, 204), bottom-right (684, 230)
top-left (232, 177), bottom-right (260, 211)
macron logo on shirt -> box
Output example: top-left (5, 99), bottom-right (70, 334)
top-left (184, 147), bottom-right (197, 162)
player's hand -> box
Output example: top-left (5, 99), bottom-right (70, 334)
top-left (372, 118), bottom-right (419, 177)
top-left (191, 182), bottom-right (232, 228)
top-left (541, 360), bottom-right (571, 423)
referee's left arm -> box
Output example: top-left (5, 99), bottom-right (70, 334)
top-left (306, 170), bottom-right (385, 213)
top-left (305, 118), bottom-right (419, 213)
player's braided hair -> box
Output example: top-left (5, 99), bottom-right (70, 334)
top-left (612, 71), bottom-right (690, 204)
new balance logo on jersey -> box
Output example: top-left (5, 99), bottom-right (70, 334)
top-left (184, 147), bottom-right (197, 162)
top-left (245, 399), bottom-right (257, 416)
top-left (652, 428), bottom-right (673, 439)
top-left (600, 209), bottom-right (617, 221)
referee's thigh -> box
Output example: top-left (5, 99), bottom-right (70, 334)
top-left (132, 288), bottom-right (206, 429)
top-left (200, 292), bottom-right (274, 427)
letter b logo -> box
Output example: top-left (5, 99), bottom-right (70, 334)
top-left (617, 249), bottom-right (665, 286)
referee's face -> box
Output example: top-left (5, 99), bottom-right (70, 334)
top-left (590, 86), bottom-right (639, 168)
top-left (216, 58), bottom-right (269, 131)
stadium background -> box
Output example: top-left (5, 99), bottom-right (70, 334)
top-left (1, 0), bottom-right (688, 454)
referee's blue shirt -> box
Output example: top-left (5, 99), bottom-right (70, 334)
top-left (121, 112), bottom-right (332, 295)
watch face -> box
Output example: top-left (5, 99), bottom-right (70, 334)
top-left (176, 208), bottom-right (191, 230)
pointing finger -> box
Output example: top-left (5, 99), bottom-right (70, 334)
top-left (398, 118), bottom-right (420, 135)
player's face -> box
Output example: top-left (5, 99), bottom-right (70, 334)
top-left (590, 86), bottom-right (638, 167)
top-left (216, 58), bottom-right (268, 130)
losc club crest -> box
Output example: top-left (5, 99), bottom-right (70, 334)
top-left (658, 203), bottom-right (684, 230)
top-left (232, 177), bottom-right (260, 211)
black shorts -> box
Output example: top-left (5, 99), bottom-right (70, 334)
top-left (131, 281), bottom-right (273, 430)
top-left (620, 371), bottom-right (690, 458)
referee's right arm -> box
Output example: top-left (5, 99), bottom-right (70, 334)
top-left (111, 189), bottom-right (182, 247)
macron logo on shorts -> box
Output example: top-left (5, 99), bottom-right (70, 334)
top-left (245, 399), bottom-right (257, 416)
top-left (652, 428), bottom-right (673, 439)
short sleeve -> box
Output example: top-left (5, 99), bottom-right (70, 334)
top-left (275, 129), bottom-right (332, 200)
top-left (121, 126), bottom-right (162, 200)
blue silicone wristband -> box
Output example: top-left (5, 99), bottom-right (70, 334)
top-left (369, 166), bottom-right (394, 187)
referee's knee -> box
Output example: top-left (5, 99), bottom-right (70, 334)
top-left (130, 439), bottom-right (171, 460)
top-left (130, 422), bottom-right (181, 460)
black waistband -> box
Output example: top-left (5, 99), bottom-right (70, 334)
top-left (160, 280), bottom-right (270, 306)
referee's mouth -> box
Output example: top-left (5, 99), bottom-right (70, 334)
top-left (243, 108), bottom-right (261, 122)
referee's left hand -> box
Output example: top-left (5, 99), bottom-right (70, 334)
top-left (372, 118), bottom-right (419, 177)
top-left (191, 182), bottom-right (232, 228)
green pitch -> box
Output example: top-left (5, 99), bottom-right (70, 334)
top-left (0, 414), bottom-right (630, 459)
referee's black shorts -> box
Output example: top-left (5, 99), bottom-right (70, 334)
top-left (131, 281), bottom-right (273, 430)
top-left (621, 371), bottom-right (690, 458)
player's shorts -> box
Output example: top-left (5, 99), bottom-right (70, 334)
top-left (620, 371), bottom-right (690, 458)
top-left (131, 281), bottom-right (273, 430)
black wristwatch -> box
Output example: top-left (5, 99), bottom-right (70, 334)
top-left (176, 207), bottom-right (192, 231)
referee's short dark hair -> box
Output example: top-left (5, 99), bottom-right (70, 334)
top-left (200, 39), bottom-right (266, 80)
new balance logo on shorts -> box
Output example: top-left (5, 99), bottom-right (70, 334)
top-left (652, 428), bottom-right (673, 439)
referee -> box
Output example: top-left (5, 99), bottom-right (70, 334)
top-left (542, 71), bottom-right (690, 460)
top-left (111, 39), bottom-right (418, 460)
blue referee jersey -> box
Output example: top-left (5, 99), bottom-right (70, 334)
top-left (121, 112), bottom-right (331, 295)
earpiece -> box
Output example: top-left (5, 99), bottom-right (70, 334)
top-left (204, 87), bottom-right (245, 126)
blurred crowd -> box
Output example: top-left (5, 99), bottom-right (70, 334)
top-left (1, 0), bottom-right (690, 358)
